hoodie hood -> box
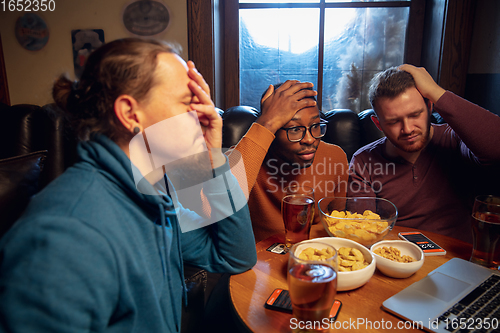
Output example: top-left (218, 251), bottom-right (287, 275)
top-left (78, 134), bottom-right (168, 211)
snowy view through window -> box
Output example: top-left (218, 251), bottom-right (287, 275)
top-left (239, 1), bottom-right (409, 113)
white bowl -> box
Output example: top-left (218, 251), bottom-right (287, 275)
top-left (305, 237), bottom-right (376, 291)
top-left (370, 240), bottom-right (424, 278)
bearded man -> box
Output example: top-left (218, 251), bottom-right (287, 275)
top-left (348, 64), bottom-right (500, 243)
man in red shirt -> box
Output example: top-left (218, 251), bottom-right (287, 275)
top-left (348, 64), bottom-right (500, 243)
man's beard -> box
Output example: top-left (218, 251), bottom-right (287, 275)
top-left (269, 143), bottom-right (317, 170)
top-left (390, 121), bottom-right (431, 153)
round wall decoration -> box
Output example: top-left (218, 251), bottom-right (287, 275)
top-left (15, 13), bottom-right (49, 51)
top-left (122, 0), bottom-right (170, 36)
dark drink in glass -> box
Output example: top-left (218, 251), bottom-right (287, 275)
top-left (470, 195), bottom-right (500, 270)
top-left (288, 264), bottom-right (337, 327)
top-left (288, 241), bottom-right (337, 333)
top-left (471, 211), bottom-right (500, 269)
top-left (282, 194), bottom-right (314, 248)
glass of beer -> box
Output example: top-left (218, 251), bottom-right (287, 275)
top-left (288, 240), bottom-right (337, 332)
top-left (470, 195), bottom-right (500, 270)
top-left (282, 185), bottom-right (315, 249)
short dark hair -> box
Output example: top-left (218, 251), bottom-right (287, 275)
top-left (368, 67), bottom-right (416, 114)
top-left (258, 82), bottom-right (317, 116)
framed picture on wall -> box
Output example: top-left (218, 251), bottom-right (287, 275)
top-left (15, 13), bottom-right (49, 51)
top-left (71, 29), bottom-right (105, 79)
top-left (122, 1), bottom-right (170, 36)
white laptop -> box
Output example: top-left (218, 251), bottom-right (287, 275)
top-left (382, 258), bottom-right (500, 333)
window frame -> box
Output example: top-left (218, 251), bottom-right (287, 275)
top-left (188, 0), bottom-right (425, 110)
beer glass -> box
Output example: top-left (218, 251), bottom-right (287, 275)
top-left (282, 185), bottom-right (315, 249)
top-left (288, 240), bottom-right (337, 332)
top-left (470, 195), bottom-right (500, 270)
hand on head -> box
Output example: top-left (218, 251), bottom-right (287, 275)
top-left (257, 80), bottom-right (317, 134)
top-left (187, 61), bottom-right (225, 167)
top-left (398, 64), bottom-right (446, 103)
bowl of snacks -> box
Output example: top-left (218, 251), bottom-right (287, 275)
top-left (298, 237), bottom-right (376, 291)
top-left (370, 240), bottom-right (424, 278)
top-left (318, 197), bottom-right (398, 247)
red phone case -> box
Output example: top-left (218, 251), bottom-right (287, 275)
top-left (398, 232), bottom-right (446, 256)
top-left (265, 289), bottom-right (292, 313)
top-left (265, 288), bottom-right (342, 321)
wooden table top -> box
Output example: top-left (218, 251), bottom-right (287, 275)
top-left (229, 224), bottom-right (472, 332)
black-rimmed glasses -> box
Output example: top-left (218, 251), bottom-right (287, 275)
top-left (280, 120), bottom-right (328, 142)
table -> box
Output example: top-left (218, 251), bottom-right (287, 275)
top-left (229, 224), bottom-right (472, 332)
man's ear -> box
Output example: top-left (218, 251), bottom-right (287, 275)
top-left (371, 114), bottom-right (383, 131)
top-left (427, 99), bottom-right (434, 113)
top-left (114, 95), bottom-right (142, 133)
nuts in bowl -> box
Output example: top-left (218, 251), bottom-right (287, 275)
top-left (318, 197), bottom-right (398, 247)
top-left (370, 240), bottom-right (424, 278)
top-left (303, 237), bottom-right (376, 291)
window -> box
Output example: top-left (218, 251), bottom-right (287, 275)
top-left (239, 0), bottom-right (411, 113)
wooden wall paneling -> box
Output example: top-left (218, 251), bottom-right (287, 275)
top-left (405, 0), bottom-right (426, 66)
top-left (439, 0), bottom-right (476, 97)
top-left (187, 0), bottom-right (216, 102)
top-left (213, 0), bottom-right (224, 108)
top-left (0, 34), bottom-right (10, 105)
top-left (420, 0), bottom-right (447, 82)
top-left (222, 0), bottom-right (239, 109)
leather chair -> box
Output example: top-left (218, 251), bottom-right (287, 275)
top-left (322, 108), bottom-right (365, 161)
top-left (358, 109), bottom-right (385, 147)
top-left (221, 105), bottom-right (384, 161)
top-left (0, 151), bottom-right (46, 237)
top-left (221, 106), bottom-right (259, 148)
top-left (0, 103), bottom-right (78, 189)
top-left (0, 102), bottom-right (78, 239)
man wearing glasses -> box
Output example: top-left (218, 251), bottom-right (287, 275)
top-left (233, 80), bottom-right (348, 243)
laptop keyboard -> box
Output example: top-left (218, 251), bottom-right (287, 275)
top-left (435, 274), bottom-right (500, 333)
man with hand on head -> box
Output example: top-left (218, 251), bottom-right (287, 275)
top-left (348, 64), bottom-right (500, 243)
top-left (232, 80), bottom-right (349, 243)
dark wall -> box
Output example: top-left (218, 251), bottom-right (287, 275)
top-left (421, 0), bottom-right (475, 97)
top-left (464, 0), bottom-right (500, 115)
top-left (465, 74), bottom-right (500, 115)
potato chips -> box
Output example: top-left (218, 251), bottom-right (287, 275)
top-left (373, 246), bottom-right (415, 263)
top-left (325, 209), bottom-right (390, 245)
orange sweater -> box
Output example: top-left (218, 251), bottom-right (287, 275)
top-left (231, 123), bottom-right (349, 243)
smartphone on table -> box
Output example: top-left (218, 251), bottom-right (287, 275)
top-left (398, 231), bottom-right (446, 256)
top-left (264, 288), bottom-right (342, 321)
